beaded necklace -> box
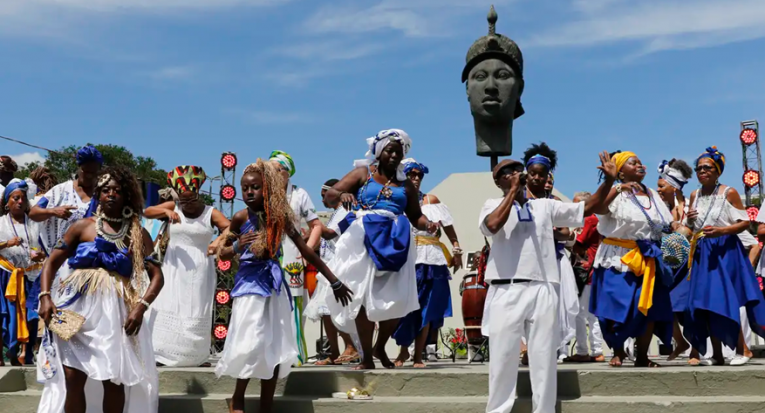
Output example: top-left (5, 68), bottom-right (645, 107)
top-left (692, 184), bottom-right (722, 232)
top-left (626, 188), bottom-right (668, 237)
top-left (357, 173), bottom-right (394, 210)
top-left (95, 206), bottom-right (130, 250)
top-left (8, 214), bottom-right (32, 256)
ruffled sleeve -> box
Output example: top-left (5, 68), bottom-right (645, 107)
top-left (422, 203), bottom-right (454, 227)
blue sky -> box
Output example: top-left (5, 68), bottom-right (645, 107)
top-left (2, 0), bottom-right (765, 209)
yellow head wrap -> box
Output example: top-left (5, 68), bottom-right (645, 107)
top-left (612, 151), bottom-right (637, 173)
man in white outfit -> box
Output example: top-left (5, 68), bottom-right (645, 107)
top-left (480, 156), bottom-right (616, 413)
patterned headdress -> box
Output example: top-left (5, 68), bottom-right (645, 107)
top-left (2, 178), bottom-right (36, 204)
top-left (167, 165), bottom-right (206, 194)
top-left (76, 145), bottom-right (104, 166)
top-left (353, 129), bottom-right (412, 181)
top-left (402, 158), bottom-right (429, 175)
top-left (696, 146), bottom-right (726, 175)
top-left (269, 150), bottom-right (295, 177)
top-left (658, 160), bottom-right (689, 190)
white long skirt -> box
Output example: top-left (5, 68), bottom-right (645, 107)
top-left (558, 251), bottom-right (579, 351)
top-left (37, 283), bottom-right (158, 413)
top-left (324, 214), bottom-right (419, 337)
top-left (215, 292), bottom-right (298, 380)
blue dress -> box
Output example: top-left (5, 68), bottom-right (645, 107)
top-left (681, 191), bottom-right (765, 355)
top-left (326, 174), bottom-right (419, 330)
top-left (392, 197), bottom-right (453, 348)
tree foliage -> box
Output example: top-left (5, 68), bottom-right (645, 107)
top-left (14, 144), bottom-right (214, 206)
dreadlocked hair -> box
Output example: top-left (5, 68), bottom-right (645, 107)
top-left (29, 167), bottom-right (58, 193)
top-left (523, 142), bottom-right (558, 171)
top-left (95, 165), bottom-right (146, 276)
top-left (242, 159), bottom-right (294, 260)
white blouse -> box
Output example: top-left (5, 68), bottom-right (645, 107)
top-left (0, 215), bottom-right (43, 281)
top-left (594, 188), bottom-right (673, 272)
top-left (685, 188), bottom-right (757, 248)
top-left (414, 202), bottom-right (455, 266)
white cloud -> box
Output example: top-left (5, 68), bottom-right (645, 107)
top-left (8, 152), bottom-right (46, 167)
top-left (146, 66), bottom-right (196, 81)
top-left (529, 0), bottom-right (765, 55)
top-left (275, 40), bottom-right (385, 62)
top-left (303, 0), bottom-right (516, 37)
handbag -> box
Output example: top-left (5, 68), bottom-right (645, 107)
top-left (661, 232), bottom-right (690, 269)
top-left (48, 309), bottom-right (85, 341)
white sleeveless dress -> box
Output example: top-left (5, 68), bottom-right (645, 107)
top-left (150, 206), bottom-right (216, 367)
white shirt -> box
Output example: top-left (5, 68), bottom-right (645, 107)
top-left (479, 197), bottom-right (584, 284)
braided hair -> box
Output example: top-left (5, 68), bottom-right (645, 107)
top-left (241, 159), bottom-right (294, 260)
top-left (29, 166), bottom-right (58, 194)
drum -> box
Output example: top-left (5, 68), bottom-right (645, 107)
top-left (461, 272), bottom-right (488, 345)
top-left (305, 263), bottom-right (318, 298)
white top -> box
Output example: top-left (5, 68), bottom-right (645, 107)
top-left (38, 180), bottom-right (92, 254)
top-left (0, 215), bottom-right (43, 281)
top-left (414, 202), bottom-right (455, 266)
top-left (594, 188), bottom-right (673, 272)
top-left (479, 197), bottom-right (584, 284)
top-left (287, 185), bottom-right (319, 227)
top-left (685, 188), bottom-right (756, 248)
top-left (320, 206), bottom-right (350, 262)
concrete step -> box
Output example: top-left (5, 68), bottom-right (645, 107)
top-left (4, 391), bottom-right (765, 413)
top-left (9, 362), bottom-right (765, 398)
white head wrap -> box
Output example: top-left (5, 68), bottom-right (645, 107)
top-left (657, 160), bottom-right (689, 190)
top-left (353, 129), bottom-right (412, 181)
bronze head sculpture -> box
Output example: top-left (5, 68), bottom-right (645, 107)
top-left (463, 5), bottom-right (524, 159)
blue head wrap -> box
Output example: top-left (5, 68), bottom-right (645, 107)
top-left (402, 158), bottom-right (429, 175)
top-left (2, 179), bottom-right (35, 204)
top-left (76, 145), bottom-right (104, 166)
top-left (526, 154), bottom-right (552, 171)
top-left (696, 146), bottom-right (725, 175)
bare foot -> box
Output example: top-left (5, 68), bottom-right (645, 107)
top-left (394, 349), bottom-right (410, 368)
top-left (593, 354), bottom-right (606, 362)
top-left (229, 397), bottom-right (245, 413)
top-left (374, 347), bottom-right (395, 369)
top-left (667, 341), bottom-right (690, 361)
top-left (609, 355), bottom-right (623, 367)
top-left (412, 361), bottom-right (427, 368)
top-left (352, 361), bottom-right (376, 370)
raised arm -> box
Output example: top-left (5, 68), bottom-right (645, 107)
top-left (143, 201), bottom-right (179, 222)
top-left (324, 167), bottom-right (367, 210)
top-left (583, 151), bottom-right (618, 216)
top-left (29, 204), bottom-right (77, 222)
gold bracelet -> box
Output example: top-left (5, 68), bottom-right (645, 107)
top-left (38, 291), bottom-right (51, 299)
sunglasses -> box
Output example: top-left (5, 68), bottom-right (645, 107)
top-left (695, 165), bottom-right (716, 173)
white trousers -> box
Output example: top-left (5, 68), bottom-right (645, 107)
top-left (484, 281), bottom-right (558, 413)
top-left (574, 285), bottom-right (603, 356)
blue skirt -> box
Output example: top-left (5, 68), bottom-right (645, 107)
top-left (683, 234), bottom-right (765, 355)
top-left (590, 266), bottom-right (673, 350)
top-left (392, 264), bottom-right (452, 348)
top-left (0, 269), bottom-right (19, 350)
top-left (670, 264), bottom-right (690, 314)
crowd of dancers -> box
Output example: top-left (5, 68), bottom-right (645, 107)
top-left (0, 132), bottom-right (765, 413)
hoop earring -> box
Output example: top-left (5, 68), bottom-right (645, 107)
top-left (122, 206), bottom-right (134, 219)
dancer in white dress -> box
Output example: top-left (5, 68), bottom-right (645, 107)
top-left (322, 129), bottom-right (438, 370)
top-left (145, 165), bottom-right (230, 367)
top-left (215, 160), bottom-right (352, 413)
top-left (304, 179), bottom-right (360, 365)
top-left (36, 166), bottom-right (164, 413)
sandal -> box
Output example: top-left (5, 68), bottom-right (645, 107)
top-left (336, 353), bottom-right (361, 364)
top-left (314, 358), bottom-right (340, 366)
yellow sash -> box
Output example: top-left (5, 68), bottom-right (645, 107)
top-left (686, 231), bottom-right (705, 279)
top-left (0, 257), bottom-right (42, 344)
top-left (415, 235), bottom-right (453, 267)
top-left (602, 238), bottom-right (656, 316)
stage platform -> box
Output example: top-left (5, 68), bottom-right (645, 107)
top-left (2, 359), bottom-right (765, 412)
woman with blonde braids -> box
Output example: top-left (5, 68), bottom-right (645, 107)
top-left (29, 166), bottom-right (59, 206)
top-left (215, 160), bottom-right (351, 413)
top-left (36, 165), bottom-right (164, 413)
top-left (589, 151), bottom-right (675, 367)
top-left (145, 165), bottom-right (230, 367)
